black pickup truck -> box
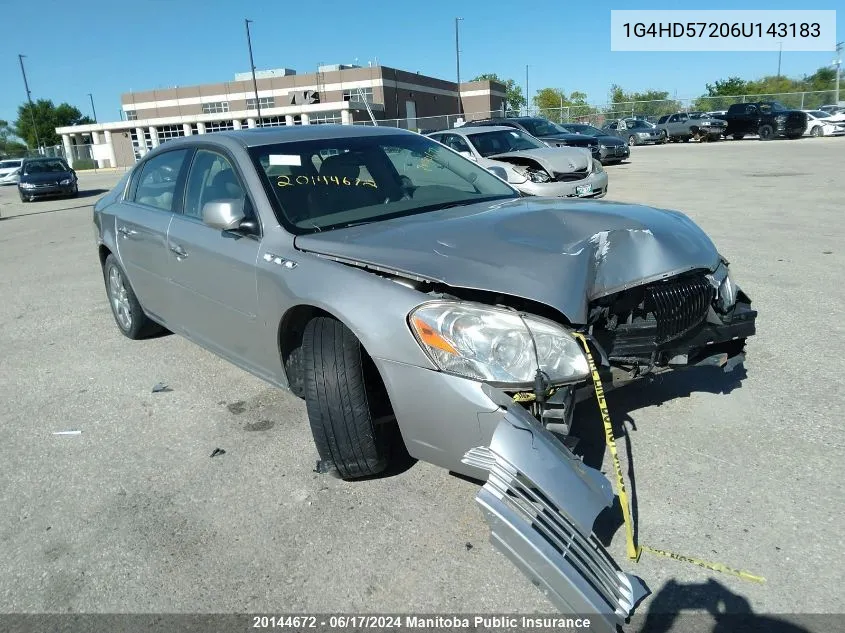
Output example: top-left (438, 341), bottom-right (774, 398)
top-left (717, 101), bottom-right (807, 140)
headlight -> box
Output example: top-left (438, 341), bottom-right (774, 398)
top-left (592, 159), bottom-right (604, 173)
top-left (60, 178), bottom-right (72, 185)
top-left (20, 182), bottom-right (35, 189)
top-left (409, 301), bottom-right (589, 385)
top-left (708, 262), bottom-right (738, 312)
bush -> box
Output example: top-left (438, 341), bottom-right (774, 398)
top-left (71, 158), bottom-right (97, 170)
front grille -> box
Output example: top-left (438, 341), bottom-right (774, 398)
top-left (480, 449), bottom-right (640, 616)
top-left (554, 168), bottom-right (589, 182)
top-left (644, 276), bottom-right (714, 344)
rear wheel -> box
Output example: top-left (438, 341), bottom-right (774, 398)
top-left (102, 254), bottom-right (162, 339)
top-left (302, 316), bottom-right (390, 480)
top-left (757, 124), bottom-right (775, 140)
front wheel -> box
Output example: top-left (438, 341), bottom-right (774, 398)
top-left (302, 316), bottom-right (390, 480)
top-left (757, 124), bottom-right (775, 140)
top-left (810, 126), bottom-right (823, 137)
top-left (659, 130), bottom-right (668, 144)
top-left (627, 134), bottom-right (637, 146)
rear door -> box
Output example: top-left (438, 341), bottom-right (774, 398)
top-left (165, 147), bottom-right (264, 372)
top-left (116, 148), bottom-right (191, 325)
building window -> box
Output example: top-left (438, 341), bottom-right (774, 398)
top-left (343, 87), bottom-right (374, 103)
top-left (157, 125), bottom-right (185, 142)
top-left (201, 101), bottom-right (230, 114)
top-left (205, 120), bottom-right (235, 133)
top-left (258, 116), bottom-right (286, 128)
top-left (246, 96), bottom-right (275, 110)
top-left (311, 111), bottom-right (343, 124)
top-left (126, 110), bottom-right (138, 121)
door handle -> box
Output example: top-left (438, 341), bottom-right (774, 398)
top-left (117, 226), bottom-right (137, 238)
top-left (170, 244), bottom-right (188, 258)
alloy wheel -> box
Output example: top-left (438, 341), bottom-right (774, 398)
top-left (108, 265), bottom-right (133, 331)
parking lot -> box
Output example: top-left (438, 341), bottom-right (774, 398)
top-left (1, 137), bottom-right (843, 629)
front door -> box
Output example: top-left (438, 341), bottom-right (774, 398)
top-left (115, 148), bottom-right (191, 324)
top-left (166, 148), bottom-right (263, 371)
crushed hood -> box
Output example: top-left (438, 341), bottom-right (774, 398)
top-left (295, 197), bottom-right (720, 323)
top-left (489, 147), bottom-right (592, 173)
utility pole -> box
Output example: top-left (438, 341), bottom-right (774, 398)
top-left (245, 19), bottom-right (262, 124)
top-left (455, 18), bottom-right (463, 116)
top-left (835, 41), bottom-right (844, 105)
top-left (18, 54), bottom-right (41, 151)
top-left (525, 64), bottom-right (529, 116)
top-left (777, 41), bottom-right (782, 77)
top-left (88, 93), bottom-right (98, 123)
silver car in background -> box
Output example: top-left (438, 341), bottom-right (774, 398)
top-left (0, 158), bottom-right (23, 185)
top-left (428, 126), bottom-right (607, 198)
top-left (93, 125), bottom-right (757, 627)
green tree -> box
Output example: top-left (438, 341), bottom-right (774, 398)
top-left (607, 85), bottom-right (681, 118)
top-left (471, 73), bottom-right (526, 114)
top-left (0, 120), bottom-right (28, 157)
top-left (14, 99), bottom-right (93, 148)
top-left (533, 88), bottom-right (597, 122)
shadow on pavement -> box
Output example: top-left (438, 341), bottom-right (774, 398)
top-left (571, 364), bottom-right (747, 546)
top-left (633, 579), bottom-right (813, 633)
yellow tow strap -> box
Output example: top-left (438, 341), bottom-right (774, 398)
top-left (570, 332), bottom-right (766, 584)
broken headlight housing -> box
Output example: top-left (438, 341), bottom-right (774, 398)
top-left (708, 262), bottom-right (739, 312)
top-left (408, 301), bottom-right (589, 385)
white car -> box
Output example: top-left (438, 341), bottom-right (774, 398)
top-left (802, 110), bottom-right (845, 137)
top-left (0, 158), bottom-right (23, 185)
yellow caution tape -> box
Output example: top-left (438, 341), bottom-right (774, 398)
top-left (571, 332), bottom-right (766, 584)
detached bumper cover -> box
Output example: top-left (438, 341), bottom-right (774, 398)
top-left (463, 404), bottom-right (648, 633)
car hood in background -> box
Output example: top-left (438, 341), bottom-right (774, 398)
top-left (537, 133), bottom-right (598, 145)
top-left (488, 147), bottom-right (592, 173)
top-left (295, 197), bottom-right (720, 323)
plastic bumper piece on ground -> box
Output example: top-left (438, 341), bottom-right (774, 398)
top-left (463, 403), bottom-right (648, 633)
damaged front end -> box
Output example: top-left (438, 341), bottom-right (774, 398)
top-left (586, 260), bottom-right (756, 386)
top-left (463, 402), bottom-right (648, 632)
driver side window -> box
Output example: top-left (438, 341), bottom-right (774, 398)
top-left (183, 150), bottom-right (248, 221)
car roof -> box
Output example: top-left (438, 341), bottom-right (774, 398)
top-left (217, 124), bottom-right (415, 148)
top-left (443, 126), bottom-right (515, 134)
top-left (22, 156), bottom-right (67, 162)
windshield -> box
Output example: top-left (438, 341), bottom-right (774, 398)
top-left (23, 160), bottom-right (69, 174)
top-left (808, 110), bottom-right (830, 118)
top-left (0, 160), bottom-right (22, 170)
top-left (465, 129), bottom-right (546, 157)
top-left (760, 101), bottom-right (789, 113)
top-left (249, 133), bottom-right (519, 234)
top-left (626, 120), bottom-right (652, 129)
top-left (519, 119), bottom-right (570, 137)
top-left (562, 124), bottom-right (603, 137)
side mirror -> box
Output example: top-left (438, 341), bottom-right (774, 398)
top-left (459, 150), bottom-right (477, 162)
top-left (202, 199), bottom-right (246, 231)
top-left (487, 166), bottom-right (509, 181)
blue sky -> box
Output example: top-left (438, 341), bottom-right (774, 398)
top-left (0, 0), bottom-right (841, 126)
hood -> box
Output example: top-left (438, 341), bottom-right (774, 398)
top-left (594, 135), bottom-right (625, 146)
top-left (488, 147), bottom-right (592, 173)
top-left (537, 133), bottom-right (598, 145)
top-left (294, 197), bottom-right (720, 324)
top-left (0, 167), bottom-right (21, 177)
top-left (20, 171), bottom-right (73, 184)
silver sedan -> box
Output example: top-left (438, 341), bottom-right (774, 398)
top-left (429, 126), bottom-right (608, 198)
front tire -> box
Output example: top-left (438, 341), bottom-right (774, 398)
top-left (810, 126), bottom-right (823, 137)
top-left (627, 134), bottom-right (637, 146)
top-left (758, 124), bottom-right (775, 140)
top-left (102, 254), bottom-right (161, 339)
top-left (302, 316), bottom-right (389, 479)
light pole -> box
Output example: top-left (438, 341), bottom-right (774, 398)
top-left (455, 17), bottom-right (463, 116)
top-left (88, 93), bottom-right (98, 123)
top-left (525, 65), bottom-right (529, 116)
top-left (245, 19), bottom-right (262, 124)
top-left (777, 41), bottom-right (782, 77)
top-left (835, 41), bottom-right (844, 105)
top-left (18, 54), bottom-right (41, 151)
